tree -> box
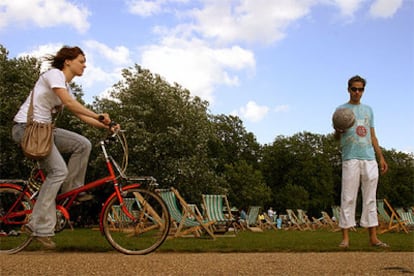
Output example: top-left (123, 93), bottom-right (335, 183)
top-left (208, 114), bottom-right (261, 171)
top-left (261, 132), bottom-right (336, 216)
top-left (277, 183), bottom-right (310, 211)
top-left (206, 114), bottom-right (270, 207)
top-left (0, 45), bottom-right (41, 178)
top-left (95, 65), bottom-right (225, 203)
top-left (224, 160), bottom-right (271, 208)
top-left (377, 149), bottom-right (414, 207)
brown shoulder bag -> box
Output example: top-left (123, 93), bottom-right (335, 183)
top-left (20, 90), bottom-right (54, 159)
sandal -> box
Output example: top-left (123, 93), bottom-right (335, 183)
top-left (372, 241), bottom-right (389, 248)
top-left (338, 241), bottom-right (349, 248)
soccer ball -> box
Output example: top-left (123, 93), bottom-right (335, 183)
top-left (332, 108), bottom-right (355, 131)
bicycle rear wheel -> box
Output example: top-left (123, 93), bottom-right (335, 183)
top-left (0, 186), bottom-right (33, 254)
top-left (102, 188), bottom-right (170, 255)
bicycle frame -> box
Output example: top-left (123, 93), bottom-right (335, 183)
top-left (2, 133), bottom-right (151, 233)
top-left (1, 130), bottom-right (171, 255)
top-left (57, 136), bottom-right (161, 230)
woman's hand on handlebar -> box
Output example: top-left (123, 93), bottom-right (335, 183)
top-left (109, 122), bottom-right (121, 134)
top-left (98, 113), bottom-right (111, 125)
top-left (98, 114), bottom-right (120, 133)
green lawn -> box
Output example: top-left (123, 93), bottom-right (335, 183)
top-left (23, 227), bottom-right (414, 253)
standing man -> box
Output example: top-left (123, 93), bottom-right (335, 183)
top-left (334, 75), bottom-right (389, 248)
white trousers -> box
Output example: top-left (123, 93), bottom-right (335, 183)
top-left (339, 159), bottom-right (379, 229)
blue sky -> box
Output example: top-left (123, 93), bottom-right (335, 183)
top-left (1, 0), bottom-right (413, 153)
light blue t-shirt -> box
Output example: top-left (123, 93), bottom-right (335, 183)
top-left (337, 103), bottom-right (375, 161)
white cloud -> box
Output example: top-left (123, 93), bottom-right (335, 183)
top-left (77, 42), bottom-right (129, 96)
top-left (126, 0), bottom-right (190, 17)
top-left (127, 0), bottom-right (163, 17)
top-left (331, 0), bottom-right (364, 17)
top-left (233, 101), bottom-right (269, 123)
top-left (134, 0), bottom-right (317, 104)
top-left (83, 40), bottom-right (131, 66)
top-left (140, 37), bottom-right (255, 102)
top-left (191, 0), bottom-right (313, 45)
top-left (133, 0), bottom-right (399, 106)
top-left (369, 0), bottom-right (403, 18)
top-left (0, 0), bottom-right (90, 33)
top-left (17, 42), bottom-right (125, 102)
top-left (17, 43), bottom-right (62, 72)
top-left (78, 63), bottom-right (121, 91)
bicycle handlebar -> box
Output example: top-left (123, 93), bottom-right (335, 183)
top-left (98, 115), bottom-right (118, 129)
top-left (98, 115), bottom-right (120, 141)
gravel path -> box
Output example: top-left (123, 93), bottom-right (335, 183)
top-left (1, 252), bottom-right (413, 275)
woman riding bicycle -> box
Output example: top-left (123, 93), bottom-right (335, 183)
top-left (12, 46), bottom-right (117, 249)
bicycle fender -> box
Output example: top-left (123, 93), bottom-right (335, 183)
top-left (0, 182), bottom-right (26, 191)
top-left (0, 179), bottom-right (27, 185)
top-left (56, 205), bottom-right (70, 221)
top-left (98, 183), bottom-right (141, 233)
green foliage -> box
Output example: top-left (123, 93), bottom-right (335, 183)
top-left (96, 65), bottom-right (226, 203)
top-left (208, 114), bottom-right (262, 172)
top-left (224, 160), bottom-right (271, 208)
top-left (377, 149), bottom-right (414, 207)
top-left (208, 114), bottom-right (265, 207)
top-left (261, 132), bottom-right (338, 216)
top-left (0, 45), bottom-right (41, 178)
top-left (277, 183), bottom-right (310, 210)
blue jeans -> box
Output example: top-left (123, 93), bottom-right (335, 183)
top-left (12, 124), bottom-right (91, 236)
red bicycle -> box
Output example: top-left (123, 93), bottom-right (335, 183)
top-left (0, 130), bottom-right (170, 254)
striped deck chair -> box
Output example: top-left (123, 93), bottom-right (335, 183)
top-left (188, 204), bottom-right (204, 221)
top-left (331, 205), bottom-right (356, 232)
top-left (321, 211), bottom-right (340, 232)
top-left (286, 209), bottom-right (304, 231)
top-left (111, 205), bottom-right (127, 230)
top-left (296, 209), bottom-right (314, 231)
top-left (312, 215), bottom-right (328, 229)
top-left (377, 199), bottom-right (408, 234)
top-left (157, 187), bottom-right (215, 239)
top-left (262, 213), bottom-right (278, 231)
top-left (202, 194), bottom-right (237, 234)
top-left (245, 206), bottom-right (263, 232)
top-left (109, 195), bottom-right (165, 234)
top-left (111, 198), bottom-right (138, 225)
top-left (396, 208), bottom-right (414, 230)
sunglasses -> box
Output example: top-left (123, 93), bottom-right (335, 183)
top-left (350, 87), bottom-right (364, 92)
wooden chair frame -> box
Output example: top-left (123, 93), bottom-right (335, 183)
top-left (157, 187), bottom-right (216, 239)
top-left (377, 198), bottom-right (408, 234)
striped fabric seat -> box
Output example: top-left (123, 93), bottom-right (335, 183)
top-left (377, 199), bottom-right (408, 234)
top-left (202, 194), bottom-right (236, 233)
top-left (396, 208), bottom-right (414, 229)
top-left (157, 187), bottom-right (215, 239)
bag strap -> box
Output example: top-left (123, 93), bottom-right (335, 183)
top-left (26, 73), bottom-right (62, 125)
top-left (26, 90), bottom-right (34, 124)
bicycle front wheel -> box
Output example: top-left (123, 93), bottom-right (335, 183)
top-left (0, 185), bottom-right (33, 254)
top-left (102, 188), bottom-right (170, 255)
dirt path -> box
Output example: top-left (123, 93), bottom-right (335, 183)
top-left (1, 252), bottom-right (413, 275)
